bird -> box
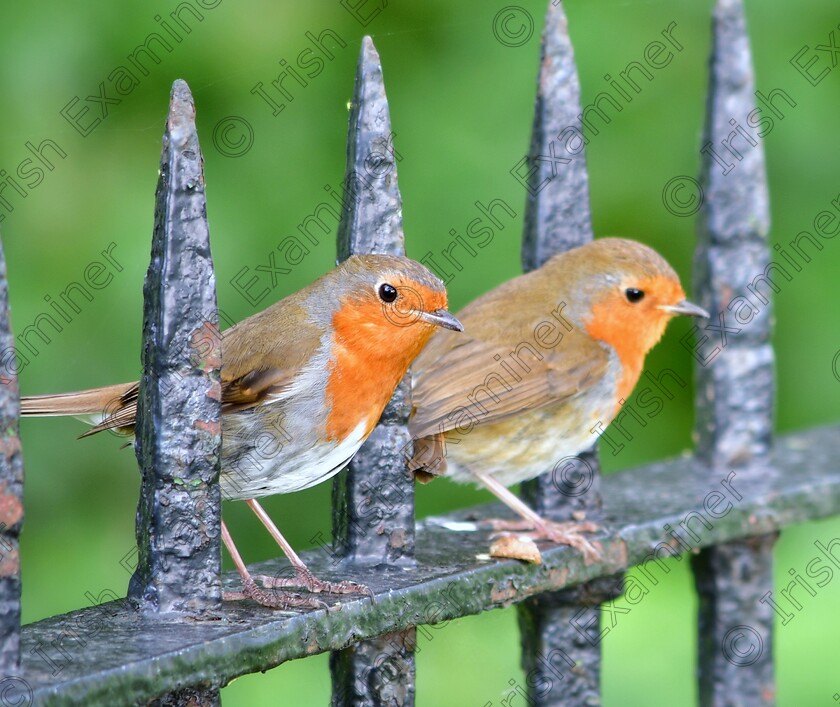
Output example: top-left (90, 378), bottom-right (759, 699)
top-left (21, 253), bottom-right (463, 609)
top-left (408, 238), bottom-right (708, 563)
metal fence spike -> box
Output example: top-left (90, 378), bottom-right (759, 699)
top-left (517, 3), bottom-right (611, 703)
top-left (336, 36), bottom-right (405, 261)
top-left (692, 1), bottom-right (776, 704)
top-left (131, 79), bottom-right (222, 619)
top-left (521, 0), bottom-right (594, 271)
top-left (331, 36), bottom-right (416, 707)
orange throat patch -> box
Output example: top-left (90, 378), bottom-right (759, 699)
top-left (585, 276), bottom-right (680, 415)
top-left (324, 298), bottom-right (435, 443)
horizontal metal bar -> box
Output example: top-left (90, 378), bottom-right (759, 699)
top-left (21, 424), bottom-right (840, 706)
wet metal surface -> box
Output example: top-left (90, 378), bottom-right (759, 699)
top-left (21, 425), bottom-right (840, 705)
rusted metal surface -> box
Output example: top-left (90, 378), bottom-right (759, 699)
top-left (331, 37), bottom-right (416, 706)
top-left (693, 0), bottom-right (773, 469)
top-left (0, 237), bottom-right (23, 677)
top-left (520, 0), bottom-right (593, 273)
top-left (149, 685), bottom-right (221, 707)
top-left (518, 575), bottom-right (623, 707)
top-left (691, 1), bottom-right (776, 705)
top-left (330, 629), bottom-right (416, 707)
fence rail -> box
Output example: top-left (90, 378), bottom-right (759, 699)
top-left (20, 423), bottom-right (840, 704)
top-left (0, 0), bottom-right (829, 705)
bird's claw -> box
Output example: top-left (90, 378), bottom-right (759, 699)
top-left (531, 520), bottom-right (602, 564)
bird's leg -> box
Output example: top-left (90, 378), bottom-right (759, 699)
top-left (220, 520), bottom-right (325, 610)
top-left (246, 499), bottom-right (372, 598)
top-left (470, 470), bottom-right (602, 563)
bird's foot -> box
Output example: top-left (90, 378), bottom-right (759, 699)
top-left (485, 518), bottom-right (602, 564)
top-left (255, 567), bottom-right (373, 599)
top-left (223, 578), bottom-right (327, 611)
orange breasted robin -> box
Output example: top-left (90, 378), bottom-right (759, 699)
top-left (408, 238), bottom-right (708, 563)
top-left (21, 254), bottom-right (463, 608)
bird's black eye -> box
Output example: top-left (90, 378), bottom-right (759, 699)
top-left (378, 283), bottom-right (398, 303)
top-left (625, 288), bottom-right (645, 303)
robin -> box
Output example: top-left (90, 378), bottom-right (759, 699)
top-left (21, 253), bottom-right (463, 608)
top-left (408, 238), bottom-right (708, 563)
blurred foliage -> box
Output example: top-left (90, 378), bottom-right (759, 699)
top-left (1, 0), bottom-right (839, 704)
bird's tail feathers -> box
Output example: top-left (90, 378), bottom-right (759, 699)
top-left (20, 382), bottom-right (135, 418)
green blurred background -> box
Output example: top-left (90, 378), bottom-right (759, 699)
top-left (2, 0), bottom-right (839, 704)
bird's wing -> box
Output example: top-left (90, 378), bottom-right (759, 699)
top-left (216, 298), bottom-right (321, 412)
top-left (408, 288), bottom-right (611, 439)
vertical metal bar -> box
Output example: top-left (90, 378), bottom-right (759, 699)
top-left (131, 80), bottom-right (222, 705)
top-left (692, 534), bottom-right (777, 707)
top-left (520, 0), bottom-right (593, 272)
top-left (691, 1), bottom-right (775, 705)
top-left (0, 238), bottom-right (23, 677)
top-left (517, 3), bottom-right (613, 704)
top-left (330, 37), bottom-right (416, 706)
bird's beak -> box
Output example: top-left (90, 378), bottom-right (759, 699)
top-left (414, 309), bottom-right (464, 332)
top-left (660, 300), bottom-right (710, 318)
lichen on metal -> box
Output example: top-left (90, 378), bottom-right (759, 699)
top-left (131, 79), bottom-right (222, 617)
top-left (0, 237), bottom-right (22, 676)
top-left (330, 36), bottom-right (416, 706)
top-left (691, 1), bottom-right (776, 705)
